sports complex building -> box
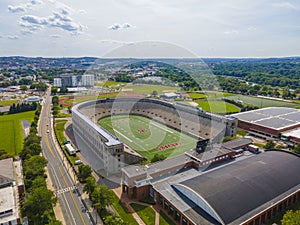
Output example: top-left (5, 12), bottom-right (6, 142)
top-left (72, 98), bottom-right (237, 175)
top-left (121, 150), bottom-right (300, 225)
top-left (232, 107), bottom-right (300, 141)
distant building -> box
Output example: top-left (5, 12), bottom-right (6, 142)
top-left (53, 78), bottom-right (62, 87)
top-left (232, 107), bottom-right (300, 140)
top-left (24, 96), bottom-right (42, 103)
top-left (0, 158), bottom-right (24, 225)
top-left (160, 92), bottom-right (178, 99)
top-left (53, 74), bottom-right (94, 88)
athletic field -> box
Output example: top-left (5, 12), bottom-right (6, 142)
top-left (0, 111), bottom-right (35, 155)
top-left (99, 115), bottom-right (197, 160)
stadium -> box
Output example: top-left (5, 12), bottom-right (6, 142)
top-left (72, 97), bottom-right (237, 176)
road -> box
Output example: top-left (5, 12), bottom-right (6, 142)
top-left (39, 88), bottom-right (93, 225)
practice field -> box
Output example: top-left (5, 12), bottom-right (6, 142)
top-left (99, 115), bottom-right (197, 160)
top-left (224, 95), bottom-right (299, 108)
top-left (195, 100), bottom-right (240, 114)
top-left (0, 111), bottom-right (35, 155)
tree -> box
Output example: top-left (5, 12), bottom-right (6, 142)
top-left (105, 214), bottom-right (128, 225)
top-left (91, 184), bottom-right (114, 215)
top-left (281, 210), bottom-right (300, 225)
top-left (83, 176), bottom-right (97, 196)
top-left (22, 186), bottom-right (57, 225)
top-left (77, 164), bottom-right (93, 182)
top-left (151, 90), bottom-right (158, 97)
top-left (150, 153), bottom-right (166, 163)
top-left (292, 143), bottom-right (300, 154)
top-left (20, 85), bottom-right (28, 92)
top-left (0, 149), bottom-right (13, 160)
top-left (264, 140), bottom-right (275, 149)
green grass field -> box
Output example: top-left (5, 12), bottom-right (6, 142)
top-left (0, 111), bottom-right (35, 155)
top-left (130, 203), bottom-right (156, 225)
top-left (54, 119), bottom-right (79, 164)
top-left (99, 115), bottom-right (197, 161)
top-left (225, 95), bottom-right (299, 108)
top-left (111, 193), bottom-right (139, 225)
top-left (159, 210), bottom-right (176, 225)
top-left (188, 92), bottom-right (206, 99)
top-left (195, 100), bottom-right (240, 114)
top-left (122, 84), bottom-right (180, 95)
top-left (95, 81), bottom-right (126, 87)
top-left (0, 99), bottom-right (19, 106)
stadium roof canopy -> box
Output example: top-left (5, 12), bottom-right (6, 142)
top-left (232, 107), bottom-right (300, 130)
top-left (173, 150), bottom-right (300, 225)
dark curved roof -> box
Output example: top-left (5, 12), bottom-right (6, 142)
top-left (179, 150), bottom-right (300, 224)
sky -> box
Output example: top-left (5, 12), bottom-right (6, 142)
top-left (0, 0), bottom-right (299, 57)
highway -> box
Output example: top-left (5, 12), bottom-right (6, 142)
top-left (39, 88), bottom-right (93, 225)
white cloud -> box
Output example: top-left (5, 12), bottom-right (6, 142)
top-left (247, 26), bottom-right (257, 31)
top-left (272, 2), bottom-right (298, 10)
top-left (20, 10), bottom-right (83, 34)
top-left (8, 5), bottom-right (26, 13)
top-left (7, 35), bottom-right (19, 40)
top-left (108, 23), bottom-right (135, 31)
top-left (224, 29), bottom-right (239, 35)
top-left (50, 34), bottom-right (61, 38)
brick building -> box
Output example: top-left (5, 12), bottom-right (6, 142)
top-left (121, 150), bottom-right (300, 225)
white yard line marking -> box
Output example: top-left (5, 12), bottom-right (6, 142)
top-left (151, 121), bottom-right (174, 133)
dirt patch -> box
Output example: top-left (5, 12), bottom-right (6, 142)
top-left (188, 101), bottom-right (198, 107)
top-left (121, 88), bottom-right (133, 92)
top-left (162, 90), bottom-right (177, 93)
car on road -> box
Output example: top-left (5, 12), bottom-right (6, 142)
top-left (74, 160), bottom-right (83, 165)
top-left (46, 129), bottom-right (50, 133)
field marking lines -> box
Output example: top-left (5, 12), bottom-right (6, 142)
top-left (114, 129), bottom-right (133, 142)
top-left (151, 121), bottom-right (174, 134)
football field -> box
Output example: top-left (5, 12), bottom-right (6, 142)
top-left (99, 115), bottom-right (197, 160)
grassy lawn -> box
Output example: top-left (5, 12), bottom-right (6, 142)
top-left (54, 119), bottom-right (78, 165)
top-left (0, 111), bottom-right (35, 155)
top-left (225, 95), bottom-right (299, 108)
top-left (111, 193), bottom-right (139, 225)
top-left (0, 99), bottom-right (19, 106)
top-left (99, 115), bottom-right (197, 161)
top-left (59, 93), bottom-right (123, 106)
top-left (195, 100), bottom-right (240, 114)
top-left (237, 129), bottom-right (248, 136)
top-left (159, 210), bottom-right (176, 225)
top-left (96, 81), bottom-right (126, 87)
top-left (188, 92), bottom-right (206, 99)
top-left (205, 91), bottom-right (236, 100)
top-left (130, 203), bottom-right (155, 225)
top-left (122, 84), bottom-right (180, 95)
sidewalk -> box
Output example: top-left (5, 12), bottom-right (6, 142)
top-left (51, 116), bottom-right (103, 225)
top-left (45, 167), bottom-right (66, 225)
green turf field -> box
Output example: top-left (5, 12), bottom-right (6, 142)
top-left (99, 115), bottom-right (197, 160)
top-left (122, 84), bottom-right (180, 95)
top-left (224, 95), bottom-right (299, 108)
top-left (0, 111), bottom-right (35, 155)
top-left (0, 99), bottom-right (19, 106)
top-left (195, 100), bottom-right (240, 114)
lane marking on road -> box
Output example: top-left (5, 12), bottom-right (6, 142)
top-left (56, 186), bottom-right (78, 195)
top-left (57, 163), bottom-right (86, 225)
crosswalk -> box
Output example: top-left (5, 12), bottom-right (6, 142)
top-left (56, 186), bottom-right (78, 195)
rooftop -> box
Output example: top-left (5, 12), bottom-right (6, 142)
top-left (0, 158), bottom-right (14, 182)
top-left (232, 107), bottom-right (300, 130)
top-left (178, 150), bottom-right (300, 225)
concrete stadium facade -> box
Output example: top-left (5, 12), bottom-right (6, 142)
top-left (72, 98), bottom-right (237, 176)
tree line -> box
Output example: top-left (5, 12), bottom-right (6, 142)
top-left (78, 165), bottom-right (128, 225)
top-left (9, 102), bottom-right (37, 114)
top-left (19, 104), bottom-right (62, 225)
